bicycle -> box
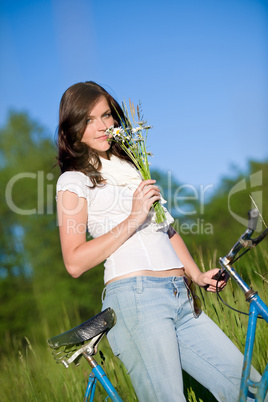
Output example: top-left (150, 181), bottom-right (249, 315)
top-left (211, 208), bottom-right (268, 401)
top-left (47, 208), bottom-right (268, 401)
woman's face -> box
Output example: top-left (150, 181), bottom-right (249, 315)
top-left (81, 95), bottom-right (114, 158)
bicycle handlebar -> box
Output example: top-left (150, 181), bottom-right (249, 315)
top-left (207, 210), bottom-right (267, 288)
top-left (224, 209), bottom-right (268, 264)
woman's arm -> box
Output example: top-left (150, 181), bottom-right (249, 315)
top-left (57, 179), bottom-right (160, 278)
top-left (168, 226), bottom-right (226, 292)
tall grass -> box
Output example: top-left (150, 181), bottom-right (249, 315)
top-left (0, 246), bottom-right (267, 401)
top-left (195, 245), bottom-right (268, 375)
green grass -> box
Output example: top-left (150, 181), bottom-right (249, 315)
top-left (0, 246), bottom-right (267, 401)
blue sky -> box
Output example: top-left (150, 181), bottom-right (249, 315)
top-left (1, 0), bottom-right (267, 191)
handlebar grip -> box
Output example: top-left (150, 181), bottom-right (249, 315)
top-left (247, 209), bottom-right (259, 231)
top-left (204, 269), bottom-right (226, 290)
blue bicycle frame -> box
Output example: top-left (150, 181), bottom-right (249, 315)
top-left (83, 352), bottom-right (122, 402)
top-left (218, 210), bottom-right (268, 401)
top-left (242, 299), bottom-right (268, 401)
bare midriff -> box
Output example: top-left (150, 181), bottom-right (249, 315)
top-left (105, 267), bottom-right (185, 285)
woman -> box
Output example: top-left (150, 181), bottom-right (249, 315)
top-left (56, 81), bottom-right (258, 401)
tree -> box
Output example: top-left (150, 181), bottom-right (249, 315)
top-left (177, 160), bottom-right (268, 257)
top-left (0, 112), bottom-right (104, 348)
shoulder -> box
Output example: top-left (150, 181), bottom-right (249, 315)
top-left (56, 171), bottom-right (93, 199)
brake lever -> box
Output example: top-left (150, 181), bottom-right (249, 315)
top-left (251, 228), bottom-right (268, 247)
top-left (204, 269), bottom-right (229, 291)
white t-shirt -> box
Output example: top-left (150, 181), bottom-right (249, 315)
top-left (56, 159), bottom-right (183, 283)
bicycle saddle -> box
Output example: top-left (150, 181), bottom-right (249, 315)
top-left (47, 308), bottom-right (116, 349)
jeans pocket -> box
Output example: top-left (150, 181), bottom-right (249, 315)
top-left (102, 285), bottom-right (141, 354)
top-left (106, 326), bottom-right (121, 356)
top-left (116, 287), bottom-right (141, 334)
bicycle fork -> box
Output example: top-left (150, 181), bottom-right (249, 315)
top-left (239, 293), bottom-right (268, 401)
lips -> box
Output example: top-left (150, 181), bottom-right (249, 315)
top-left (96, 135), bottom-right (109, 140)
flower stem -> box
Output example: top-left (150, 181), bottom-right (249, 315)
top-left (153, 201), bottom-right (166, 224)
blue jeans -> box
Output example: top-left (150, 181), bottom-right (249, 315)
top-left (102, 276), bottom-right (260, 401)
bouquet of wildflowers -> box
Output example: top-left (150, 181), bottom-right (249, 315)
top-left (106, 100), bottom-right (167, 224)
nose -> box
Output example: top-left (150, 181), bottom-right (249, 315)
top-left (96, 118), bottom-right (107, 131)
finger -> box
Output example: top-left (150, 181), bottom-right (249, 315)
top-left (134, 181), bottom-right (157, 196)
top-left (208, 279), bottom-right (227, 292)
top-left (217, 280), bottom-right (227, 290)
top-left (148, 194), bottom-right (161, 206)
top-left (143, 186), bottom-right (161, 197)
top-left (138, 180), bottom-right (156, 190)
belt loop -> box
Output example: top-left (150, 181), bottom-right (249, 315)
top-left (136, 276), bottom-right (143, 294)
top-left (101, 286), bottom-right (106, 302)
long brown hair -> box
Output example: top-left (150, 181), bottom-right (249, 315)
top-left (57, 81), bottom-right (131, 186)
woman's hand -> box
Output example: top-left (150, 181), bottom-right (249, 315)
top-left (129, 179), bottom-right (161, 227)
top-left (195, 269), bottom-right (228, 293)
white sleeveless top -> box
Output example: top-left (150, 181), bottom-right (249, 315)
top-left (56, 155), bottom-right (183, 283)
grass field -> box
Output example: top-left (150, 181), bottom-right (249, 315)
top-left (1, 246), bottom-right (267, 401)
